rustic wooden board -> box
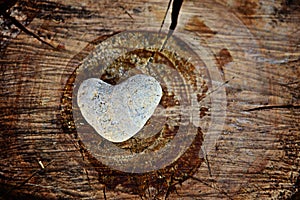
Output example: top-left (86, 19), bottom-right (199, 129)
top-left (0, 0), bottom-right (299, 199)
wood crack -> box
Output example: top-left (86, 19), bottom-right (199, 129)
top-left (244, 104), bottom-right (300, 111)
top-left (0, 160), bottom-right (54, 199)
top-left (1, 11), bottom-right (56, 49)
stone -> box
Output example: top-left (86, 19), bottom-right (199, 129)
top-left (77, 74), bottom-right (163, 143)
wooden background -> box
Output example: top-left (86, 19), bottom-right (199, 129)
top-left (0, 0), bottom-right (299, 199)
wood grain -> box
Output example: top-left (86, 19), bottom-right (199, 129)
top-left (0, 0), bottom-right (299, 199)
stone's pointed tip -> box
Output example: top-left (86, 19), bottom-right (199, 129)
top-left (77, 74), bottom-right (162, 143)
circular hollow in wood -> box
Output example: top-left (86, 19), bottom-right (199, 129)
top-left (60, 30), bottom-right (227, 196)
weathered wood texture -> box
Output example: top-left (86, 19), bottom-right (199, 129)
top-left (0, 0), bottom-right (299, 199)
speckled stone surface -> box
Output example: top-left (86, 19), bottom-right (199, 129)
top-left (77, 74), bottom-right (162, 143)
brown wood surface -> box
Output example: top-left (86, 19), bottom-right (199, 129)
top-left (0, 0), bottom-right (299, 199)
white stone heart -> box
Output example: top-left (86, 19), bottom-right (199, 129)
top-left (77, 74), bottom-right (162, 143)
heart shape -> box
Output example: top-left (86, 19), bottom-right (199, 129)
top-left (77, 74), bottom-right (163, 143)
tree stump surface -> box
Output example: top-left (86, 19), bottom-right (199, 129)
top-left (0, 0), bottom-right (299, 199)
